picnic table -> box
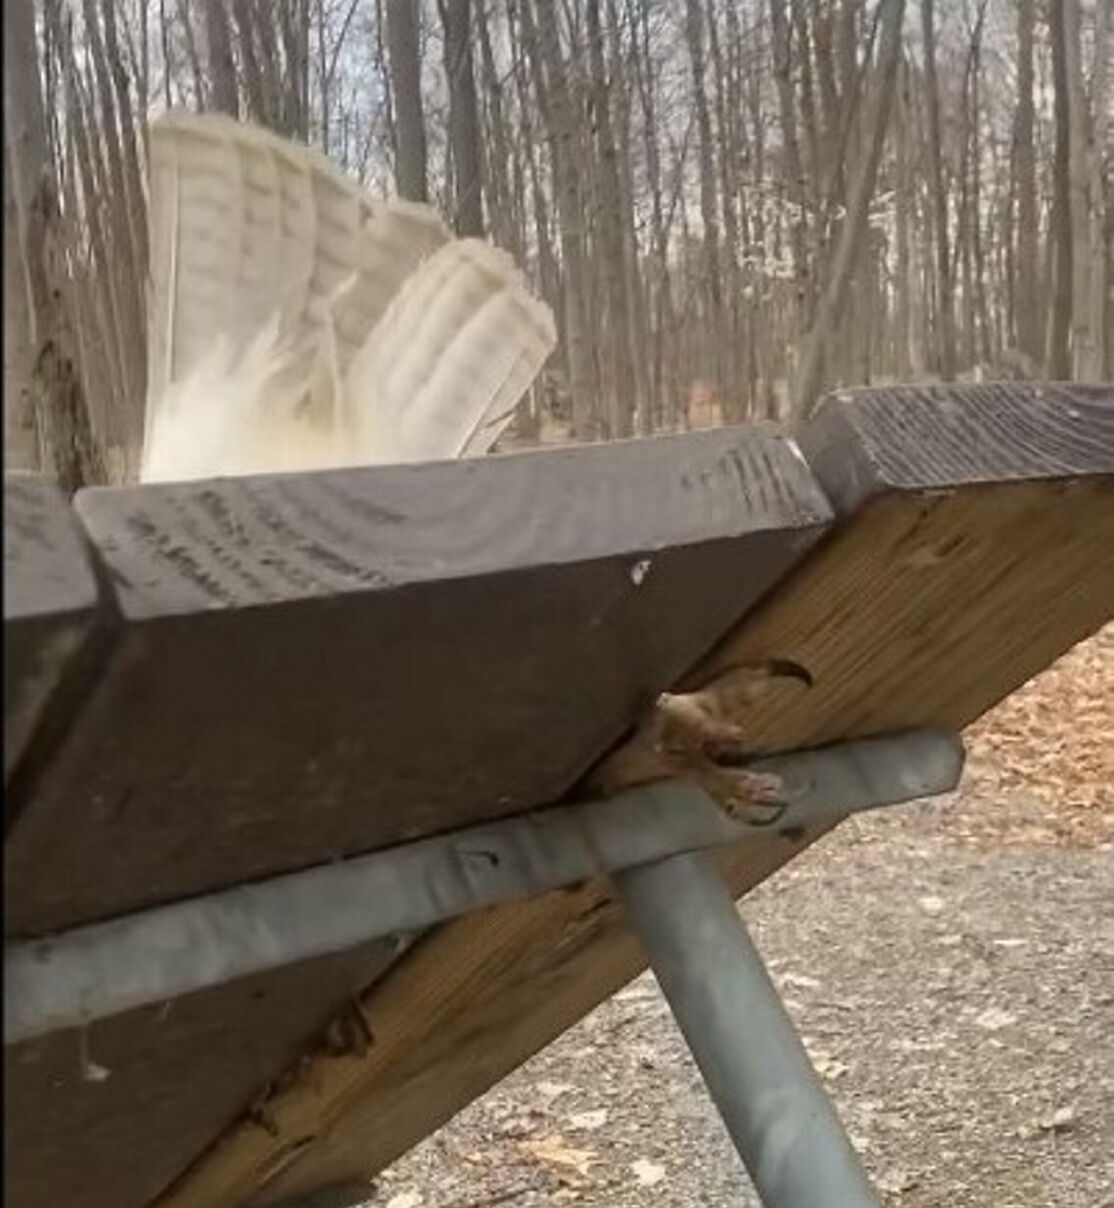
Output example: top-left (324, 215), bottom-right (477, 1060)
top-left (5, 383), bottom-right (1113, 1208)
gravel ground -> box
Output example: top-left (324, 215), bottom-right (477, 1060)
top-left (357, 632), bottom-right (1113, 1208)
top-left (365, 786), bottom-right (1113, 1208)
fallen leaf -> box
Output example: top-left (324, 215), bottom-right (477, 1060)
top-left (1038, 1105), bottom-right (1077, 1133)
top-left (960, 626), bottom-right (1114, 849)
top-left (521, 1134), bottom-right (596, 1183)
top-left (780, 971), bottom-right (822, 990)
top-left (878, 1168), bottom-right (920, 1194)
top-left (385, 1193), bottom-right (424, 1208)
top-left (974, 1006), bottom-right (1016, 1031)
top-left (536, 1080), bottom-right (575, 1101)
top-left (567, 1108), bottom-right (609, 1131)
top-left (631, 1159), bottom-right (667, 1187)
top-left (813, 1054), bottom-right (850, 1080)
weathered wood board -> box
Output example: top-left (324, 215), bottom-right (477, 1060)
top-left (4, 429), bottom-right (829, 939)
top-left (3, 476), bottom-right (114, 815)
top-left (4, 429), bottom-right (830, 1208)
top-left (4, 938), bottom-right (401, 1208)
top-left (146, 383), bottom-right (1114, 1208)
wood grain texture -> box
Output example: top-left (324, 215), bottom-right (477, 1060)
top-left (5, 938), bottom-right (402, 1208)
top-left (4, 430), bottom-right (829, 937)
top-left (799, 382), bottom-right (1114, 506)
top-left (161, 383), bottom-right (1114, 1208)
top-left (152, 828), bottom-right (824, 1208)
top-left (2, 475), bottom-right (115, 818)
top-left (679, 383), bottom-right (1114, 749)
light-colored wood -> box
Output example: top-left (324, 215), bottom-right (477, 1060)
top-left (155, 831), bottom-right (824, 1208)
top-left (6, 429), bottom-right (831, 1208)
top-left (7, 427), bottom-right (828, 940)
top-left (155, 384), bottom-right (1114, 1208)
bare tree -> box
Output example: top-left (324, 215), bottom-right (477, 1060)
top-left (1086, 0), bottom-right (1111, 379)
top-left (587, 0), bottom-right (636, 437)
top-left (1048, 0), bottom-right (1073, 378)
top-left (524, 0), bottom-right (595, 438)
top-left (5, 0), bottom-right (1107, 474)
top-left (1063, 0), bottom-right (1103, 379)
top-left (770, 0), bottom-right (810, 332)
top-left (385, 0), bottom-right (427, 202)
top-left (440, 0), bottom-right (483, 236)
top-left (4, 0), bottom-right (104, 489)
top-left (203, 0), bottom-right (239, 116)
top-left (922, 0), bottom-right (956, 379)
top-left (793, 0), bottom-right (907, 416)
top-left (685, 0), bottom-right (724, 397)
top-left (1014, 0), bottom-right (1040, 365)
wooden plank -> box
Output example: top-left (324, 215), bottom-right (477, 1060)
top-left (677, 383), bottom-right (1114, 746)
top-left (3, 430), bottom-right (830, 938)
top-left (4, 938), bottom-right (402, 1208)
top-left (155, 833), bottom-right (825, 1208)
top-left (154, 383), bottom-right (1114, 1208)
top-left (3, 475), bottom-right (114, 817)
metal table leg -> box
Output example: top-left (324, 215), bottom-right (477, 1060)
top-left (615, 850), bottom-right (881, 1208)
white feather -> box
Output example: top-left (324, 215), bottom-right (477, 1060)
top-left (343, 240), bottom-right (556, 463)
top-left (141, 112), bottom-right (555, 484)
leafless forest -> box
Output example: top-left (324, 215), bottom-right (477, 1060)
top-left (3, 0), bottom-right (1111, 488)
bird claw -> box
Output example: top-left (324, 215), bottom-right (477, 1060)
top-left (693, 765), bottom-right (787, 825)
top-left (589, 661), bottom-right (810, 822)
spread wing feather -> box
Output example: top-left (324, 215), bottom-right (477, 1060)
top-left (143, 113), bottom-right (552, 483)
top-left (342, 240), bottom-right (556, 463)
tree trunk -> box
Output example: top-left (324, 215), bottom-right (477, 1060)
top-left (203, 0), bottom-right (240, 116)
top-left (894, 58), bottom-right (919, 378)
top-left (968, 7), bottom-right (992, 367)
top-left (477, 0), bottom-right (516, 254)
top-left (586, 0), bottom-right (635, 437)
top-left (385, 0), bottom-right (427, 202)
top-left (709, 0), bottom-right (745, 417)
top-left (178, 0), bottom-right (208, 107)
top-left (232, 0), bottom-right (271, 126)
top-left (1014, 0), bottom-right (1040, 363)
top-left (1047, 0), bottom-right (1073, 378)
top-left (439, 0), bottom-right (484, 236)
top-left (1063, 0), bottom-right (1094, 378)
top-left (770, 0), bottom-right (811, 332)
top-left (525, 0), bottom-right (595, 438)
top-left (685, 0), bottom-right (724, 395)
top-left (82, 0), bottom-right (145, 440)
top-left (793, 0), bottom-right (906, 417)
top-left (4, 0), bottom-right (104, 489)
top-left (1087, 0), bottom-right (1110, 378)
top-left (278, 0), bottom-right (310, 140)
top-left (608, 0), bottom-right (652, 434)
top-left (922, 0), bottom-right (956, 378)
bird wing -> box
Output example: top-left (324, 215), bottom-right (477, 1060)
top-left (342, 239), bottom-right (557, 463)
top-left (143, 112), bottom-right (553, 482)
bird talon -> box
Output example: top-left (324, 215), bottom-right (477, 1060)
top-left (695, 766), bottom-right (786, 824)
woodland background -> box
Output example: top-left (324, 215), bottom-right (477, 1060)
top-left (3, 0), bottom-right (1111, 490)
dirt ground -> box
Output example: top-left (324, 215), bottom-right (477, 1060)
top-left (364, 629), bottom-right (1113, 1208)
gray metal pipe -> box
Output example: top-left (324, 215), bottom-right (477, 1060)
top-left (616, 851), bottom-right (882, 1208)
top-left (6, 730), bottom-right (962, 1045)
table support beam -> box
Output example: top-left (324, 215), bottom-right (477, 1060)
top-left (617, 850), bottom-right (881, 1208)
